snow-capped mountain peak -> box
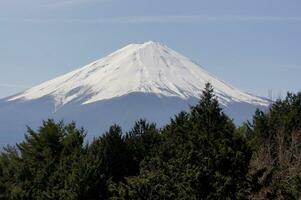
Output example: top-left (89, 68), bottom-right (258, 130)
top-left (8, 41), bottom-right (269, 109)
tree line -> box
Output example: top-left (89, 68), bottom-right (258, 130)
top-left (0, 83), bottom-right (300, 199)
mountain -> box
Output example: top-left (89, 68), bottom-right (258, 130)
top-left (0, 41), bottom-right (270, 145)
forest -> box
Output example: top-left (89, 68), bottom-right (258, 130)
top-left (0, 83), bottom-right (300, 200)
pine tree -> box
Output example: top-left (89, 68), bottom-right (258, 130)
top-left (249, 92), bottom-right (301, 199)
top-left (124, 119), bottom-right (161, 176)
top-left (113, 83), bottom-right (252, 199)
top-left (0, 120), bottom-right (87, 199)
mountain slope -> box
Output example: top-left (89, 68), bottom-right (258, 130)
top-left (0, 41), bottom-right (270, 145)
top-left (8, 41), bottom-right (269, 109)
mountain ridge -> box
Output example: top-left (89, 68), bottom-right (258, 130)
top-left (7, 41), bottom-right (269, 110)
top-left (0, 41), bottom-right (271, 145)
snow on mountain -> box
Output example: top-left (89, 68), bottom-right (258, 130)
top-left (0, 41), bottom-right (272, 146)
top-left (8, 41), bottom-right (269, 109)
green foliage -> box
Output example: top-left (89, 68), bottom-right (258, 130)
top-left (0, 83), bottom-right (300, 199)
top-left (124, 119), bottom-right (161, 176)
top-left (0, 120), bottom-right (87, 199)
top-left (247, 92), bottom-right (301, 199)
top-left (112, 83), bottom-right (252, 200)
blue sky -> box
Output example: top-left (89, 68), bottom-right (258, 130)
top-left (0, 0), bottom-right (300, 99)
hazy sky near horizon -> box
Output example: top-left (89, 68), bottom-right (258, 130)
top-left (0, 0), bottom-right (300, 99)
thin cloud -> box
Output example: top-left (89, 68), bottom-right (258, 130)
top-left (107, 15), bottom-right (301, 23)
top-left (41, 0), bottom-right (107, 7)
top-left (0, 0), bottom-right (107, 9)
top-left (2, 15), bottom-right (301, 24)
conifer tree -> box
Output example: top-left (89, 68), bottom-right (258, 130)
top-left (249, 92), bottom-right (301, 199)
top-left (124, 119), bottom-right (161, 176)
top-left (113, 83), bottom-right (252, 199)
top-left (1, 84), bottom-right (299, 199)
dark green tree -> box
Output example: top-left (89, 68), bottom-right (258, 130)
top-left (248, 92), bottom-right (301, 199)
top-left (124, 119), bottom-right (161, 176)
top-left (113, 83), bottom-right (252, 200)
top-left (0, 120), bottom-right (88, 199)
top-left (2, 83), bottom-right (299, 199)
